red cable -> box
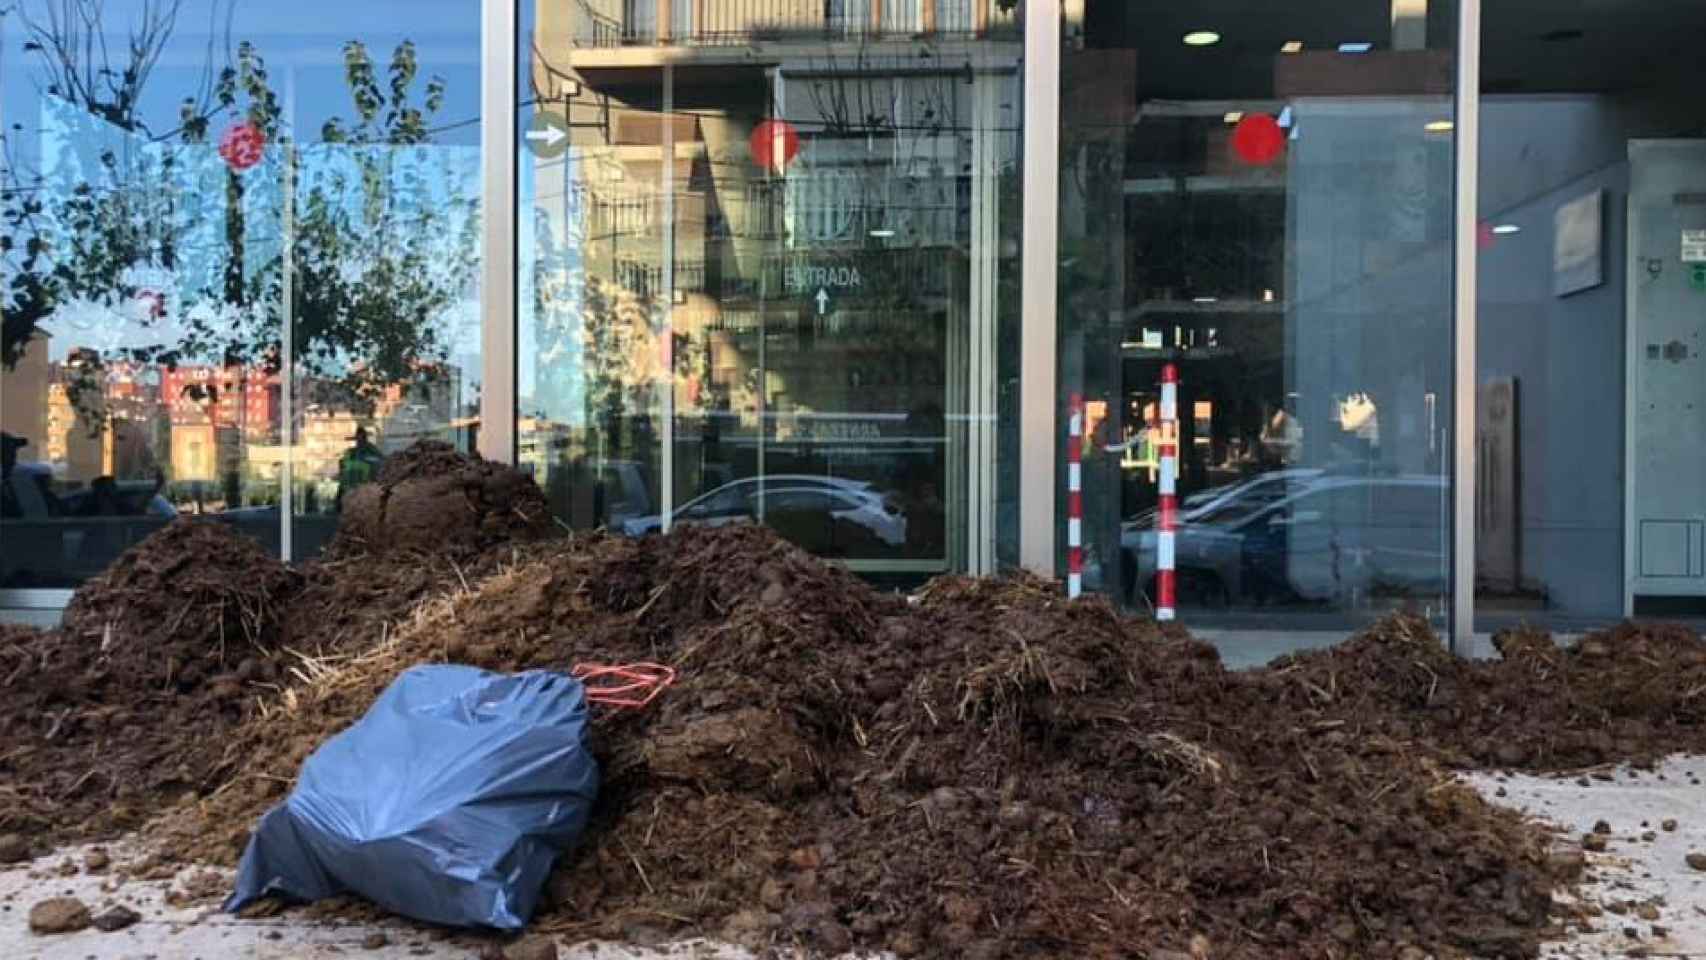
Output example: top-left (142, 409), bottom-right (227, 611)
top-left (571, 662), bottom-right (677, 710)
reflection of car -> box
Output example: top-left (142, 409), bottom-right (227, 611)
top-left (2, 463), bottom-right (178, 588)
top-left (1124, 468), bottom-right (1324, 534)
top-left (4, 463), bottom-right (176, 520)
top-left (595, 460), bottom-right (655, 528)
top-left (1122, 474), bottom-right (1447, 608)
top-left (622, 475), bottom-right (906, 550)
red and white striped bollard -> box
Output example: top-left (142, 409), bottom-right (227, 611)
top-left (1156, 365), bottom-right (1179, 621)
top-left (1067, 392), bottom-right (1083, 599)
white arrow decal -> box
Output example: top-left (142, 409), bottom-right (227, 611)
top-left (525, 126), bottom-right (567, 148)
top-left (815, 288), bottom-right (829, 315)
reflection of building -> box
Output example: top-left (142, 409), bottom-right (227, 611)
top-left (44, 382), bottom-right (75, 467)
top-left (371, 364), bottom-right (463, 454)
top-left (162, 365), bottom-right (280, 441)
top-left (169, 417), bottom-right (239, 485)
top-left (557, 0), bottom-right (1016, 49)
top-left (518, 416), bottom-right (576, 485)
top-left (0, 335), bottom-right (50, 461)
top-left (300, 408), bottom-right (369, 481)
top-left (161, 365), bottom-right (278, 486)
top-left (527, 1), bottom-right (1020, 575)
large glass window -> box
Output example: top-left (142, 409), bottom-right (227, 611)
top-left (1, 0), bottom-right (482, 588)
top-left (1475, 2), bottom-right (1706, 630)
top-left (519, 1), bottom-right (1023, 583)
top-left (1065, 1), bottom-right (1459, 634)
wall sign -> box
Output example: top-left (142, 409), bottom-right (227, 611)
top-left (1682, 229), bottom-right (1706, 263)
top-left (1553, 188), bottom-right (1604, 297)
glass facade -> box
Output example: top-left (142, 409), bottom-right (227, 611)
top-left (1062, 1), bottom-right (1459, 632)
top-left (517, 0), bottom-right (1024, 584)
top-left (2, 0), bottom-right (1697, 645)
top-left (1, 1), bottom-right (481, 588)
top-left (1475, 2), bottom-right (1706, 630)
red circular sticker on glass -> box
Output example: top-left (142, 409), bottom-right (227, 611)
top-left (1231, 113), bottom-right (1285, 167)
top-left (750, 119), bottom-right (801, 173)
top-left (219, 122), bottom-right (266, 172)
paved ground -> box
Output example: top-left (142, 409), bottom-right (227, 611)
top-left (6, 759), bottom-right (1706, 959)
top-left (1463, 756), bottom-right (1706, 959)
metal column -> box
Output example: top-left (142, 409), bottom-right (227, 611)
top-left (1451, 0), bottom-right (1482, 653)
top-left (1020, 0), bottom-right (1061, 574)
top-left (480, 0), bottom-right (519, 465)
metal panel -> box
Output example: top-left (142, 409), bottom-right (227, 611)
top-left (1019, 0), bottom-right (1060, 575)
top-left (660, 65), bottom-right (676, 530)
top-left (480, 0), bottom-right (519, 465)
top-left (956, 68), bottom-right (1004, 576)
top-left (1626, 140), bottom-right (1706, 600)
top-left (1452, 0), bottom-right (1481, 652)
top-left (0, 590), bottom-right (73, 611)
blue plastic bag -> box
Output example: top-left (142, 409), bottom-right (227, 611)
top-left (226, 665), bottom-right (600, 929)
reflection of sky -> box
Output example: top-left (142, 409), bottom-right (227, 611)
top-left (2, 0), bottom-right (480, 145)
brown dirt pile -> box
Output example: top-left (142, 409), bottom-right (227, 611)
top-left (330, 441), bottom-right (555, 559)
top-left (151, 527), bottom-right (1577, 959)
top-left (1269, 617), bottom-right (1706, 771)
top-left (283, 440), bottom-right (565, 661)
top-left (1, 519), bottom-right (300, 843)
top-left (1471, 622), bottom-right (1706, 768)
top-left (1, 448), bottom-right (558, 849)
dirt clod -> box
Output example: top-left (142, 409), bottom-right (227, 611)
top-left (91, 905), bottom-right (141, 932)
top-left (28, 897), bottom-right (91, 934)
top-left (362, 932), bottom-right (390, 950)
top-left (0, 833), bottom-right (29, 863)
top-left (1686, 853), bottom-right (1706, 872)
top-left (330, 441), bottom-right (554, 560)
top-left (505, 936), bottom-right (558, 960)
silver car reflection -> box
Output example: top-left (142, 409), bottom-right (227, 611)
top-left (1122, 473), bottom-right (1447, 607)
top-left (621, 475), bottom-right (907, 549)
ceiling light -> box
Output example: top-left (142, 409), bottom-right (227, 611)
top-left (1281, 40), bottom-right (1303, 54)
top-left (1492, 224), bottom-right (1521, 235)
top-left (1338, 41), bottom-right (1373, 53)
top-left (1223, 111), bottom-right (1244, 124)
top-left (1425, 120), bottom-right (1454, 133)
top-left (1192, 296), bottom-right (1218, 304)
top-left (869, 229), bottom-right (895, 238)
top-left (1183, 31), bottom-right (1221, 47)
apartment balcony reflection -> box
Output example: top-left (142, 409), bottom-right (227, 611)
top-left (563, 0), bottom-right (1019, 48)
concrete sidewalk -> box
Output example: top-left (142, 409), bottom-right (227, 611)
top-left (7, 758), bottom-right (1706, 959)
top-left (1462, 756), bottom-right (1706, 959)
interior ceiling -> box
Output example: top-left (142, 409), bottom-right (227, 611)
top-left (1086, 0), bottom-right (1706, 102)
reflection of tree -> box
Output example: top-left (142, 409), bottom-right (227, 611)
top-left (790, 45), bottom-right (960, 267)
top-left (14, 0), bottom-right (222, 136)
top-left (223, 39), bottom-right (477, 414)
top-left (527, 183), bottom-right (664, 455)
top-left (2, 1), bottom-right (477, 427)
top-left (580, 276), bottom-right (661, 457)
